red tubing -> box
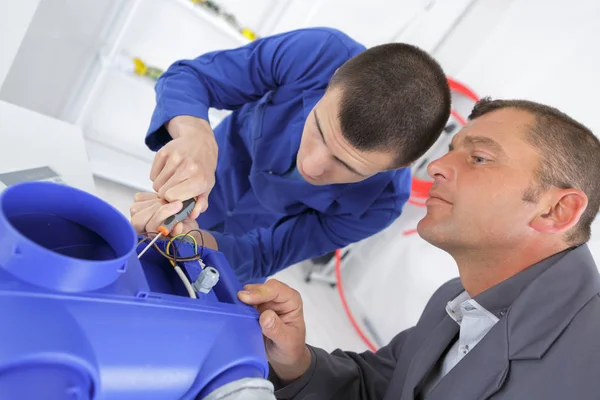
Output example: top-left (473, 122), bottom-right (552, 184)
top-left (334, 249), bottom-right (378, 352)
top-left (447, 77), bottom-right (480, 102)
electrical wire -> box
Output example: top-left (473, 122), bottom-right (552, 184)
top-left (137, 230), bottom-right (204, 262)
top-left (137, 229), bottom-right (206, 299)
top-left (166, 233), bottom-right (198, 258)
top-left (183, 229), bottom-right (206, 257)
top-left (175, 265), bottom-right (197, 299)
top-left (166, 234), bottom-right (198, 299)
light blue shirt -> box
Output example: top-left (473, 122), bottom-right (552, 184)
top-left (422, 291), bottom-right (500, 396)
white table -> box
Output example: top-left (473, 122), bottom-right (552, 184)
top-left (0, 100), bottom-right (95, 193)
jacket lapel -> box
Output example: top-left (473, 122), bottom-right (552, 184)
top-left (506, 244), bottom-right (600, 360)
top-left (419, 244), bottom-right (600, 400)
top-left (426, 316), bottom-right (510, 400)
top-left (400, 315), bottom-right (459, 399)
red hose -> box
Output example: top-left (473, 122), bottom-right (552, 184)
top-left (447, 77), bottom-right (479, 102)
top-left (450, 108), bottom-right (467, 126)
top-left (334, 249), bottom-right (378, 352)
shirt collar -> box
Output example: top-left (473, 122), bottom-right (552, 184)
top-left (445, 290), bottom-right (500, 325)
top-left (445, 290), bottom-right (471, 324)
top-left (472, 246), bottom-right (578, 319)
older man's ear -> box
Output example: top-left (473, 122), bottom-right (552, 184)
top-left (529, 188), bottom-right (588, 235)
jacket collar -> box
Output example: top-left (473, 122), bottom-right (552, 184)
top-left (507, 244), bottom-right (600, 359)
top-left (401, 244), bottom-right (600, 400)
top-left (473, 246), bottom-right (576, 318)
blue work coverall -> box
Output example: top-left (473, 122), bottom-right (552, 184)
top-left (145, 28), bottom-right (412, 284)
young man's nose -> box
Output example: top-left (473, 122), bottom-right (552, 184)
top-left (302, 150), bottom-right (329, 178)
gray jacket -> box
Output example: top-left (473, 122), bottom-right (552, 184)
top-left (274, 244), bottom-right (600, 399)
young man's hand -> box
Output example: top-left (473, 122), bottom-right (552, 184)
top-left (238, 279), bottom-right (312, 383)
top-left (129, 192), bottom-right (218, 249)
top-left (150, 115), bottom-right (218, 220)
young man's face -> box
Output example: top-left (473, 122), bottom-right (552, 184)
top-left (297, 88), bottom-right (394, 185)
top-left (417, 108), bottom-right (548, 253)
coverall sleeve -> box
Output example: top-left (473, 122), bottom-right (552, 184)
top-left (145, 28), bottom-right (354, 151)
top-left (271, 328), bottom-right (414, 399)
top-left (207, 201), bottom-right (400, 284)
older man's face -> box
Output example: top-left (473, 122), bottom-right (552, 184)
top-left (417, 108), bottom-right (545, 253)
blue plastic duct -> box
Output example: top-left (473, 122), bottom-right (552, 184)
top-left (0, 182), bottom-right (268, 400)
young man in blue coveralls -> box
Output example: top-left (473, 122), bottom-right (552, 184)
top-left (129, 27), bottom-right (451, 285)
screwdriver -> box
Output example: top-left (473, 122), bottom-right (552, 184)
top-left (137, 198), bottom-right (197, 259)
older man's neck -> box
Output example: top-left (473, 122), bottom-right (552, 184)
top-left (453, 241), bottom-right (570, 297)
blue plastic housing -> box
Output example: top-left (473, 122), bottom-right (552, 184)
top-left (0, 182), bottom-right (268, 400)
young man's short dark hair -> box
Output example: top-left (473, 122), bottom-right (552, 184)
top-left (469, 97), bottom-right (600, 244)
top-left (329, 43), bottom-right (452, 168)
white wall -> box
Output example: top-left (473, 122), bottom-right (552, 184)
top-left (345, 0), bottom-right (600, 345)
top-left (0, 0), bottom-right (41, 89)
top-left (0, 0), bottom-right (125, 118)
top-left (1, 0), bottom-right (472, 121)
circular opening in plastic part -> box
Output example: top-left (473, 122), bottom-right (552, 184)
top-left (0, 182), bottom-right (137, 292)
top-left (208, 268), bottom-right (217, 274)
top-left (0, 362), bottom-right (94, 400)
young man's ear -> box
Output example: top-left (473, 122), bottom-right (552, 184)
top-left (530, 188), bottom-right (588, 234)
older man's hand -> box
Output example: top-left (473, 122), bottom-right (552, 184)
top-left (238, 279), bottom-right (311, 383)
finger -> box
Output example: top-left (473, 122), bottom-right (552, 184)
top-left (164, 176), bottom-right (213, 203)
top-left (238, 285), bottom-right (279, 305)
top-left (169, 221), bottom-right (184, 236)
top-left (131, 201), bottom-right (163, 234)
top-left (150, 148), bottom-right (169, 181)
top-left (157, 160), bottom-right (199, 199)
top-left (241, 280), bottom-right (283, 294)
top-left (145, 201), bottom-right (184, 233)
top-left (189, 194), bottom-right (208, 220)
top-left (130, 198), bottom-right (163, 217)
top-left (133, 192), bottom-right (159, 202)
top-left (260, 310), bottom-right (294, 346)
top-left (238, 280), bottom-right (300, 306)
top-left (256, 301), bottom-right (303, 322)
top-left (152, 156), bottom-right (182, 194)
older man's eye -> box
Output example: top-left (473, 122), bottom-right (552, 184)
top-left (472, 156), bottom-right (488, 163)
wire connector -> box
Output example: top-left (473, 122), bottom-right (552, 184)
top-left (193, 267), bottom-right (220, 294)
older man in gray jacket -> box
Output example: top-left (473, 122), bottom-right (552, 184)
top-left (238, 97), bottom-right (600, 399)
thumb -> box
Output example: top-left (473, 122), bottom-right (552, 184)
top-left (260, 310), bottom-right (293, 346)
top-left (190, 194), bottom-right (208, 220)
top-left (169, 221), bottom-right (184, 236)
